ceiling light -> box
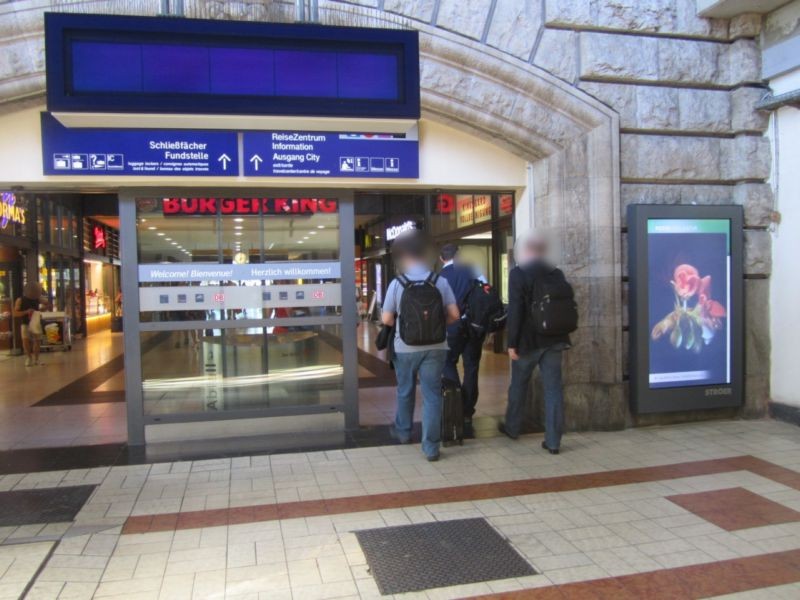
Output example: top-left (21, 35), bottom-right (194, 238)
top-left (234, 218), bottom-right (244, 223)
top-left (297, 240), bottom-right (304, 244)
top-left (148, 226), bottom-right (156, 230)
top-left (317, 225), bottom-right (325, 229)
top-left (235, 232), bottom-right (242, 236)
top-left (157, 232), bottom-right (165, 236)
top-left (234, 225), bottom-right (243, 230)
top-left (309, 231), bottom-right (317, 235)
top-left (165, 238), bottom-right (172, 241)
top-left (303, 236), bottom-right (309, 240)
top-left (141, 218), bottom-right (146, 222)
top-left (171, 242), bottom-right (178, 245)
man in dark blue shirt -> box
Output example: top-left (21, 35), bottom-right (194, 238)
top-left (439, 244), bottom-right (486, 437)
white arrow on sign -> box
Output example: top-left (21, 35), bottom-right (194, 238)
top-left (218, 154), bottom-right (231, 170)
top-left (249, 154), bottom-right (263, 171)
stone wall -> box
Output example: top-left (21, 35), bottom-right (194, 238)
top-left (0, 0), bottom-right (774, 426)
top-left (334, 0), bottom-right (772, 423)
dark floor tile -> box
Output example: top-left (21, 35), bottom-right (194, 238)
top-left (667, 487), bottom-right (800, 531)
top-left (0, 485), bottom-right (95, 526)
top-left (0, 444), bottom-right (127, 476)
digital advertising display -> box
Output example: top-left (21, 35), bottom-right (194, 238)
top-left (628, 205), bottom-right (743, 414)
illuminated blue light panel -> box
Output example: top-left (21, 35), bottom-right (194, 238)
top-left (47, 13), bottom-right (419, 118)
top-left (70, 43), bottom-right (398, 100)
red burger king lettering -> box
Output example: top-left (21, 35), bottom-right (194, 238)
top-left (161, 198), bottom-right (338, 216)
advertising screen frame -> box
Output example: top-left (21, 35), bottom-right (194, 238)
top-left (628, 204), bottom-right (744, 414)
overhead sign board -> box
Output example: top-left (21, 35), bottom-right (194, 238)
top-left (45, 13), bottom-right (420, 119)
top-left (242, 131), bottom-right (419, 178)
top-left (41, 114), bottom-right (420, 179)
top-left (41, 113), bottom-right (239, 176)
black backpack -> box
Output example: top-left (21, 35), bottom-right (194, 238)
top-left (397, 273), bottom-right (447, 346)
top-left (463, 281), bottom-right (507, 339)
top-left (530, 268), bottom-right (578, 336)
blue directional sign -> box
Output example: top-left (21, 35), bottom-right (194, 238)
top-left (242, 131), bottom-right (419, 178)
top-left (41, 113), bottom-right (239, 176)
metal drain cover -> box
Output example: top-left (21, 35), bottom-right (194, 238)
top-left (354, 517), bottom-right (536, 594)
top-left (0, 485), bottom-right (96, 526)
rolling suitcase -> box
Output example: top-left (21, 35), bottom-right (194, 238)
top-left (441, 379), bottom-right (464, 446)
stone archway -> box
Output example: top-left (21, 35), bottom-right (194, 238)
top-left (312, 4), bottom-right (625, 430)
top-left (415, 29), bottom-right (625, 430)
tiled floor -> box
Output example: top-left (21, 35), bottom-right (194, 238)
top-left (0, 322), bottom-right (511, 450)
top-left (0, 419), bottom-right (797, 599)
top-left (357, 322), bottom-right (510, 426)
top-left (0, 331), bottom-right (126, 450)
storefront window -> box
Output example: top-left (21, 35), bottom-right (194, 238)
top-left (498, 193), bottom-right (514, 217)
top-left (140, 324), bottom-right (344, 415)
top-left (0, 247), bottom-right (24, 352)
top-left (85, 260), bottom-right (113, 316)
top-left (135, 197), bottom-right (343, 416)
top-left (50, 205), bottom-right (61, 247)
top-left (429, 193), bottom-right (457, 235)
top-left (36, 198), bottom-right (46, 243)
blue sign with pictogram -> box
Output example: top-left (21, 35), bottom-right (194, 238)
top-left (242, 131), bottom-right (419, 178)
top-left (41, 113), bottom-right (239, 176)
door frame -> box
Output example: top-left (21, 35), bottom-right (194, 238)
top-left (119, 187), bottom-right (358, 446)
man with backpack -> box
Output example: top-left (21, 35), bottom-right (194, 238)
top-left (439, 244), bottom-right (505, 437)
top-left (382, 231), bottom-right (460, 461)
top-left (500, 231), bottom-right (577, 454)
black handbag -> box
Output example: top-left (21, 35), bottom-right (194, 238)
top-left (375, 323), bottom-right (394, 350)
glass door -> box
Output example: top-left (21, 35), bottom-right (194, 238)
top-left (124, 193), bottom-right (357, 439)
top-left (0, 261), bottom-right (21, 353)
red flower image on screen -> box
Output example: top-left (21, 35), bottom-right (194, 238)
top-left (651, 263), bottom-right (727, 353)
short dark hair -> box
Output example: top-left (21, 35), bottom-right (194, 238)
top-left (440, 243), bottom-right (459, 261)
top-left (391, 229), bottom-right (430, 262)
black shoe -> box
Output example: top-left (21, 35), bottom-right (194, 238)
top-left (426, 453), bottom-right (440, 462)
top-left (389, 426), bottom-right (411, 445)
top-left (541, 441), bottom-right (559, 455)
top-left (498, 423), bottom-right (518, 440)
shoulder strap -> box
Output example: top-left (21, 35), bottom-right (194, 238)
top-left (397, 274), bottom-right (411, 289)
top-left (426, 272), bottom-right (439, 285)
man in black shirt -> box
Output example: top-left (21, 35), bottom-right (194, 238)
top-left (500, 232), bottom-right (571, 453)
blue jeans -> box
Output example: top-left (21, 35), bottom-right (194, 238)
top-left (393, 349), bottom-right (448, 458)
top-left (505, 348), bottom-right (564, 449)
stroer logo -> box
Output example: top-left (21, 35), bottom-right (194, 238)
top-left (162, 197), bottom-right (338, 216)
top-left (0, 192), bottom-right (26, 230)
top-left (705, 387), bottom-right (732, 397)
